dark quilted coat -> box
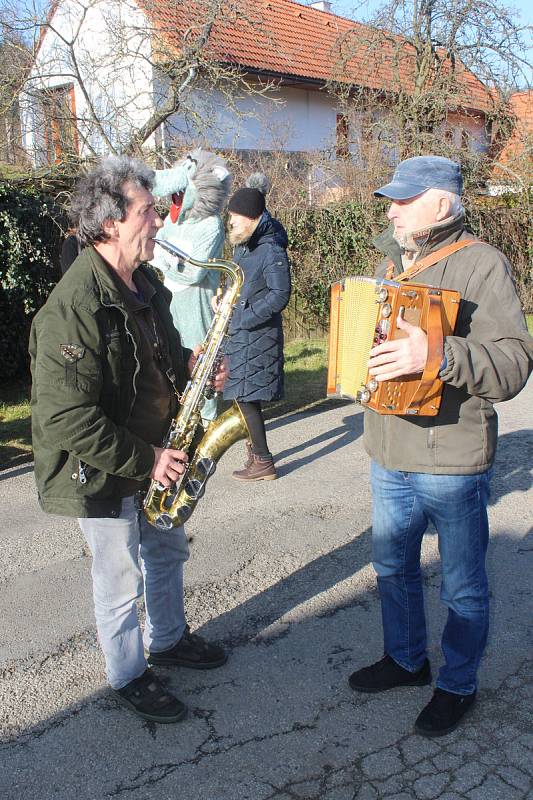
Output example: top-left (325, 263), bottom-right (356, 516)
top-left (223, 210), bottom-right (291, 402)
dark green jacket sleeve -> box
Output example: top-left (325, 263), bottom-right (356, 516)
top-left (30, 299), bottom-right (155, 479)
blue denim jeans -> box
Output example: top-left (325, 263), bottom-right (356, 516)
top-left (79, 495), bottom-right (189, 689)
top-left (370, 461), bottom-right (492, 695)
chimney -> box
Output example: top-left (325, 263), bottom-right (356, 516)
top-left (310, 1), bottom-right (333, 11)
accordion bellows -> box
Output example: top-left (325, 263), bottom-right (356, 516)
top-left (327, 276), bottom-right (461, 416)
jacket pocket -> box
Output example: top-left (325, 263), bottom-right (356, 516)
top-left (74, 458), bottom-right (111, 497)
top-left (101, 330), bottom-right (134, 419)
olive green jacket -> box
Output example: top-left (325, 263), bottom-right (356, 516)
top-left (364, 215), bottom-right (533, 474)
top-left (29, 247), bottom-right (189, 517)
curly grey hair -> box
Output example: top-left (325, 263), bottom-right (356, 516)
top-left (70, 155), bottom-right (155, 245)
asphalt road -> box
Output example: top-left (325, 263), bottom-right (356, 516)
top-left (0, 383), bottom-right (532, 800)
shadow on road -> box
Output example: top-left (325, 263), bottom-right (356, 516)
top-left (490, 429), bottom-right (533, 505)
top-left (273, 411), bottom-right (363, 478)
top-left (200, 524), bottom-right (373, 648)
top-left (0, 463), bottom-right (34, 482)
top-left (1, 521), bottom-right (532, 800)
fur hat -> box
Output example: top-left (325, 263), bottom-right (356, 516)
top-left (245, 172), bottom-right (270, 196)
top-left (227, 187), bottom-right (266, 219)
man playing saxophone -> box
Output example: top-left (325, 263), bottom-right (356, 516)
top-left (30, 156), bottom-right (228, 724)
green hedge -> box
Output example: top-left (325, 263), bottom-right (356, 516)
top-left (279, 202), bottom-right (384, 322)
top-left (1, 183), bottom-right (531, 383)
top-left (466, 204), bottom-right (532, 312)
top-left (0, 182), bottom-right (65, 380)
top-left (279, 198), bottom-right (533, 323)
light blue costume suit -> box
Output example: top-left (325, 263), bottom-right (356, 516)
top-left (150, 152), bottom-right (231, 421)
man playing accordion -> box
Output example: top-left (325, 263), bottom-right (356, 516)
top-left (347, 156), bottom-right (533, 737)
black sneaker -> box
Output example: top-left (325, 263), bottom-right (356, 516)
top-left (415, 688), bottom-right (476, 737)
top-left (148, 625), bottom-right (227, 670)
top-left (113, 669), bottom-right (187, 724)
top-left (348, 654), bottom-right (431, 693)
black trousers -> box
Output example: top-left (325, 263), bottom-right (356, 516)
top-left (237, 401), bottom-right (270, 458)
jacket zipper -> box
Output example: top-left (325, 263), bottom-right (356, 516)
top-left (100, 298), bottom-right (140, 424)
top-left (78, 461), bottom-right (88, 484)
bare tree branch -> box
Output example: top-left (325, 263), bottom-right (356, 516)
top-left (2, 0), bottom-right (279, 166)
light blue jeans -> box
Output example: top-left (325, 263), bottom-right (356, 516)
top-left (371, 461), bottom-right (492, 695)
top-left (79, 495), bottom-right (189, 689)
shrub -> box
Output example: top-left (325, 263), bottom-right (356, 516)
top-left (1, 179), bottom-right (530, 381)
top-left (0, 182), bottom-right (65, 380)
top-left (466, 202), bottom-right (532, 313)
top-left (279, 201), bottom-right (385, 325)
top-left (0, 285), bottom-right (28, 381)
top-left (278, 196), bottom-right (533, 331)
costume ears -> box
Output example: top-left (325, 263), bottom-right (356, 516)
top-left (212, 165), bottom-right (231, 183)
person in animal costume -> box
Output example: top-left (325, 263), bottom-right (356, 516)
top-left (150, 149), bottom-right (232, 422)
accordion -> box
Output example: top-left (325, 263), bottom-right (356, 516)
top-left (327, 276), bottom-right (461, 416)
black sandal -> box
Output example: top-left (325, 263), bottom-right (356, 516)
top-left (113, 669), bottom-right (187, 723)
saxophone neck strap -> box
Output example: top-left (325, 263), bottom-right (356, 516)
top-left (385, 239), bottom-right (477, 281)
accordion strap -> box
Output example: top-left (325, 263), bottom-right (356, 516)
top-left (406, 292), bottom-right (446, 412)
top-left (386, 239), bottom-right (477, 281)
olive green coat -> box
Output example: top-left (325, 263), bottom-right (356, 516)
top-left (29, 247), bottom-right (189, 518)
top-left (364, 216), bottom-right (533, 474)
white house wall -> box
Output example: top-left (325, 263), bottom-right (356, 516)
top-left (163, 82), bottom-right (490, 158)
top-left (21, 0), bottom-right (157, 163)
top-left (164, 82), bottom-right (344, 153)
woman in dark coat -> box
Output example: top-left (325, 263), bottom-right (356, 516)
top-left (223, 187), bottom-right (291, 481)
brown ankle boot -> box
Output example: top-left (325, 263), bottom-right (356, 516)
top-left (232, 453), bottom-right (277, 481)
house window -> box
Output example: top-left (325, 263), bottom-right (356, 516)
top-left (38, 84), bottom-right (78, 164)
top-left (336, 113), bottom-right (349, 158)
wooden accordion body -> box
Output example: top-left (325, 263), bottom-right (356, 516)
top-left (327, 277), bottom-right (461, 416)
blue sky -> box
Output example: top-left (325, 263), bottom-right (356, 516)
top-left (314, 0), bottom-right (532, 83)
top-left (327, 0), bottom-right (532, 26)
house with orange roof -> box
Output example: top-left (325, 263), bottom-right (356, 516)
top-left (489, 90), bottom-right (533, 194)
top-left (20, 0), bottom-right (495, 172)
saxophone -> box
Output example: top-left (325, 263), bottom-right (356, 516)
top-left (143, 239), bottom-right (250, 530)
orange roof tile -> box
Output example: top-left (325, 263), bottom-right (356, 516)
top-left (509, 91), bottom-right (533, 135)
top-left (492, 90), bottom-right (533, 181)
top-left (139, 0), bottom-right (492, 113)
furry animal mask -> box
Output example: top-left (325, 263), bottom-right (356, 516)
top-left (153, 149), bottom-right (232, 223)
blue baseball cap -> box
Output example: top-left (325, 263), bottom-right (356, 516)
top-left (374, 156), bottom-right (463, 200)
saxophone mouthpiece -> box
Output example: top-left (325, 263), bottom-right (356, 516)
top-left (152, 238), bottom-right (190, 262)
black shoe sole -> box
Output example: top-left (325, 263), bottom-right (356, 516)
top-left (349, 674), bottom-right (431, 693)
top-left (414, 699), bottom-right (476, 738)
top-left (148, 652), bottom-right (228, 670)
top-left (231, 473), bottom-right (277, 481)
top-left (114, 692), bottom-right (188, 724)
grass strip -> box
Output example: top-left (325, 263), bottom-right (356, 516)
top-left (2, 317), bottom-right (532, 470)
top-left (0, 338), bottom-right (331, 469)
